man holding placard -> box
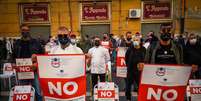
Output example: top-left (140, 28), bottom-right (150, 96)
top-left (137, 27), bottom-right (195, 101)
top-left (13, 24), bottom-right (44, 101)
top-left (36, 26), bottom-right (86, 100)
top-left (49, 26), bottom-right (83, 54)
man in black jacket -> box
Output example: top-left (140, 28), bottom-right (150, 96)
top-left (13, 24), bottom-right (44, 58)
top-left (13, 24), bottom-right (44, 101)
top-left (125, 36), bottom-right (146, 101)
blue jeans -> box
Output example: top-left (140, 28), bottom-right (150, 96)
top-left (19, 73), bottom-right (42, 101)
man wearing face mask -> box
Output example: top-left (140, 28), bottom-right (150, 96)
top-left (13, 24), bottom-right (44, 101)
top-left (138, 28), bottom-right (198, 81)
top-left (125, 35), bottom-right (146, 101)
top-left (184, 33), bottom-right (201, 78)
top-left (119, 31), bottom-right (133, 47)
top-left (101, 33), bottom-right (113, 50)
top-left (144, 31), bottom-right (159, 49)
top-left (87, 36), bottom-right (110, 91)
top-left (144, 28), bottom-right (183, 64)
top-left (13, 24), bottom-right (44, 58)
top-left (70, 34), bottom-right (77, 46)
top-left (45, 36), bottom-right (57, 54)
top-left (50, 26), bottom-right (83, 54)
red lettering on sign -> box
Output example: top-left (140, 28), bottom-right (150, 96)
top-left (16, 66), bottom-right (33, 72)
top-left (138, 84), bottom-right (186, 101)
top-left (13, 93), bottom-right (31, 101)
top-left (190, 87), bottom-right (201, 94)
top-left (116, 57), bottom-right (126, 67)
top-left (97, 90), bottom-right (115, 98)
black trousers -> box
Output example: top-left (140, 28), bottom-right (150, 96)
top-left (125, 71), bottom-right (140, 100)
top-left (91, 74), bottom-right (106, 89)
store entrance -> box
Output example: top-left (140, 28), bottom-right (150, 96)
top-left (29, 26), bottom-right (51, 43)
top-left (81, 24), bottom-right (110, 39)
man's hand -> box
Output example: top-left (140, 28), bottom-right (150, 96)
top-left (85, 53), bottom-right (91, 58)
top-left (138, 63), bottom-right (144, 71)
top-left (31, 54), bottom-right (37, 63)
top-left (31, 54), bottom-right (37, 71)
top-left (192, 64), bottom-right (198, 72)
top-left (32, 63), bottom-right (37, 71)
top-left (85, 53), bottom-right (91, 66)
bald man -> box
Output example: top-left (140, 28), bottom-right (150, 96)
top-left (50, 26), bottom-right (83, 54)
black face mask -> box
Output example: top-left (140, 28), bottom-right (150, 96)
top-left (127, 38), bottom-right (132, 41)
top-left (103, 37), bottom-right (107, 40)
top-left (58, 34), bottom-right (70, 45)
top-left (160, 33), bottom-right (171, 41)
top-left (21, 32), bottom-right (30, 38)
top-left (94, 41), bottom-right (100, 46)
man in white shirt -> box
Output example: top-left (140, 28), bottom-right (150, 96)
top-left (49, 26), bottom-right (83, 54)
top-left (45, 36), bottom-right (57, 53)
top-left (87, 36), bottom-right (110, 89)
top-left (70, 34), bottom-right (78, 46)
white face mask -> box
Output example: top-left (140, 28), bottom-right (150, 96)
top-left (189, 38), bottom-right (197, 44)
top-left (133, 41), bottom-right (140, 46)
top-left (50, 39), bottom-right (54, 43)
top-left (71, 39), bottom-right (76, 44)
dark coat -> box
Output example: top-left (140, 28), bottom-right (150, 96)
top-left (125, 45), bottom-right (146, 76)
top-left (184, 39), bottom-right (201, 66)
top-left (13, 38), bottom-right (44, 59)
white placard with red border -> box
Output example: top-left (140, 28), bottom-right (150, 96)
top-left (37, 54), bottom-right (86, 101)
top-left (15, 58), bottom-right (34, 80)
top-left (13, 85), bottom-right (32, 101)
top-left (15, 66), bottom-right (34, 80)
top-left (189, 79), bottom-right (201, 101)
top-left (138, 64), bottom-right (192, 101)
top-left (94, 82), bottom-right (119, 100)
top-left (116, 47), bottom-right (127, 78)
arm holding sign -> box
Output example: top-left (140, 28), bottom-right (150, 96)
top-left (86, 53), bottom-right (92, 72)
top-left (31, 54), bottom-right (38, 72)
top-left (192, 64), bottom-right (198, 72)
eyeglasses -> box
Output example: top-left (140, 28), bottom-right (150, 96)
top-left (58, 34), bottom-right (68, 38)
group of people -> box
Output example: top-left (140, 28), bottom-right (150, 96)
top-left (0, 24), bottom-right (201, 101)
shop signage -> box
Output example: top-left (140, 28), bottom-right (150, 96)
top-left (82, 3), bottom-right (109, 21)
top-left (20, 3), bottom-right (50, 23)
top-left (142, 2), bottom-right (172, 20)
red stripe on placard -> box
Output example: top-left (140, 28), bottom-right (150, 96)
top-left (39, 76), bottom-right (86, 99)
top-left (138, 84), bottom-right (186, 101)
top-left (116, 57), bottom-right (126, 67)
top-left (190, 87), bottom-right (201, 94)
